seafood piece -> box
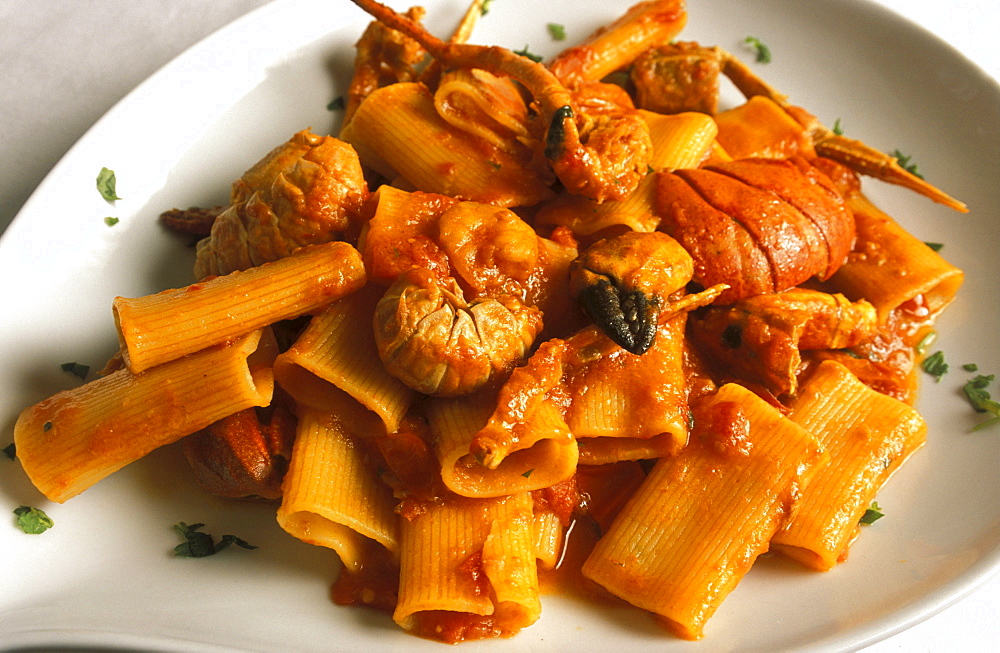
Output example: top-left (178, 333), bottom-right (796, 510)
top-left (373, 268), bottom-right (543, 396)
top-left (347, 0), bottom-right (654, 203)
top-left (437, 201), bottom-right (539, 297)
top-left (343, 6), bottom-right (428, 127)
top-left (569, 230), bottom-right (724, 354)
top-left (629, 41), bottom-right (722, 114)
top-left (181, 402), bottom-right (297, 501)
top-left (689, 288), bottom-right (878, 397)
top-left (548, 0), bottom-right (688, 88)
top-left (656, 156), bottom-right (856, 304)
top-left (194, 130), bottom-right (369, 279)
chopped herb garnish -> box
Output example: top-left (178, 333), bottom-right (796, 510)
top-left (921, 350), bottom-right (948, 381)
top-left (915, 331), bottom-right (937, 356)
top-left (61, 362), bottom-right (90, 380)
top-left (480, 0), bottom-right (493, 16)
top-left (43, 421), bottom-right (53, 432)
top-left (859, 502), bottom-right (884, 525)
top-left (172, 521), bottom-right (257, 558)
top-left (924, 242), bottom-right (944, 252)
top-left (547, 23), bottom-right (567, 41)
top-left (514, 45), bottom-right (543, 63)
top-left (891, 149), bottom-right (924, 179)
top-left (2, 443), bottom-right (15, 460)
top-left (327, 95), bottom-right (345, 111)
top-left (743, 36), bottom-right (772, 63)
top-left (14, 506), bottom-right (54, 534)
top-left (961, 374), bottom-right (1000, 431)
top-left (832, 118), bottom-right (844, 136)
top-left (104, 216), bottom-right (120, 227)
top-left (522, 468), bottom-right (534, 478)
top-left (96, 167), bottom-right (121, 201)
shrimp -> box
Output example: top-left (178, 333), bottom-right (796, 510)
top-left (569, 230), bottom-right (726, 354)
top-left (346, 0), bottom-right (654, 203)
top-left (688, 288), bottom-right (878, 397)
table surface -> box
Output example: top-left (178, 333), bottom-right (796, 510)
top-left (1, 1), bottom-right (998, 651)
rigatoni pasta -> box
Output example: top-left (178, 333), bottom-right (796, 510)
top-left (15, 329), bottom-right (277, 503)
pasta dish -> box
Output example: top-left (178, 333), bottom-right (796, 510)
top-left (11, 0), bottom-right (967, 643)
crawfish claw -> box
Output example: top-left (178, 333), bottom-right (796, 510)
top-left (578, 276), bottom-right (659, 355)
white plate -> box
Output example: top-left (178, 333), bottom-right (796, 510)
top-left (2, 0), bottom-right (999, 650)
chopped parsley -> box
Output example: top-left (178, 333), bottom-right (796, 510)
top-left (521, 468), bottom-right (534, 478)
top-left (915, 331), bottom-right (937, 356)
top-left (921, 350), bottom-right (948, 381)
top-left (963, 363), bottom-right (979, 372)
top-left (61, 362), bottom-right (90, 380)
top-left (547, 23), bottom-right (567, 41)
top-left (96, 167), bottom-right (121, 202)
top-left (14, 506), bottom-right (54, 534)
top-left (104, 216), bottom-right (120, 227)
top-left (924, 242), bottom-right (944, 252)
top-left (743, 36), bottom-right (772, 63)
top-left (172, 521), bottom-right (258, 558)
top-left (832, 118), bottom-right (844, 136)
top-left (514, 45), bottom-right (543, 63)
top-left (480, 0), bottom-right (493, 16)
top-left (326, 95), bottom-right (345, 111)
top-left (859, 502), bottom-right (884, 525)
top-left (891, 149), bottom-right (924, 179)
top-left (962, 374), bottom-right (1000, 431)
top-left (2, 443), bottom-right (15, 460)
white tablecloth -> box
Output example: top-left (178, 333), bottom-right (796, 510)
top-left (2, 1), bottom-right (998, 651)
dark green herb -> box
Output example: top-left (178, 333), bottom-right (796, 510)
top-left (961, 374), bottom-right (1000, 431)
top-left (2, 443), bottom-right (15, 460)
top-left (859, 502), bottom-right (884, 525)
top-left (61, 362), bottom-right (90, 380)
top-left (327, 95), bottom-right (345, 111)
top-left (924, 242), bottom-right (943, 252)
top-left (514, 45), bottom-right (543, 63)
top-left (547, 23), bottom-right (567, 41)
top-left (921, 350), bottom-right (948, 381)
top-left (743, 36), bottom-right (772, 63)
top-left (14, 506), bottom-right (54, 534)
top-left (963, 363), bottom-right (979, 372)
top-left (172, 522), bottom-right (257, 558)
top-left (103, 216), bottom-right (120, 227)
top-left (521, 468), bottom-right (534, 478)
top-left (96, 167), bottom-right (121, 201)
top-left (832, 118), bottom-right (844, 136)
top-left (480, 0), bottom-right (493, 16)
top-left (891, 149), bottom-right (924, 179)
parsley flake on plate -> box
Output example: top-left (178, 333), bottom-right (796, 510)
top-left (172, 521), bottom-right (258, 558)
top-left (743, 36), bottom-right (772, 63)
top-left (14, 506), bottom-right (54, 534)
top-left (96, 167), bottom-right (121, 202)
top-left (921, 350), bottom-right (948, 381)
top-left (859, 502), bottom-right (884, 525)
top-left (61, 362), bottom-right (90, 380)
